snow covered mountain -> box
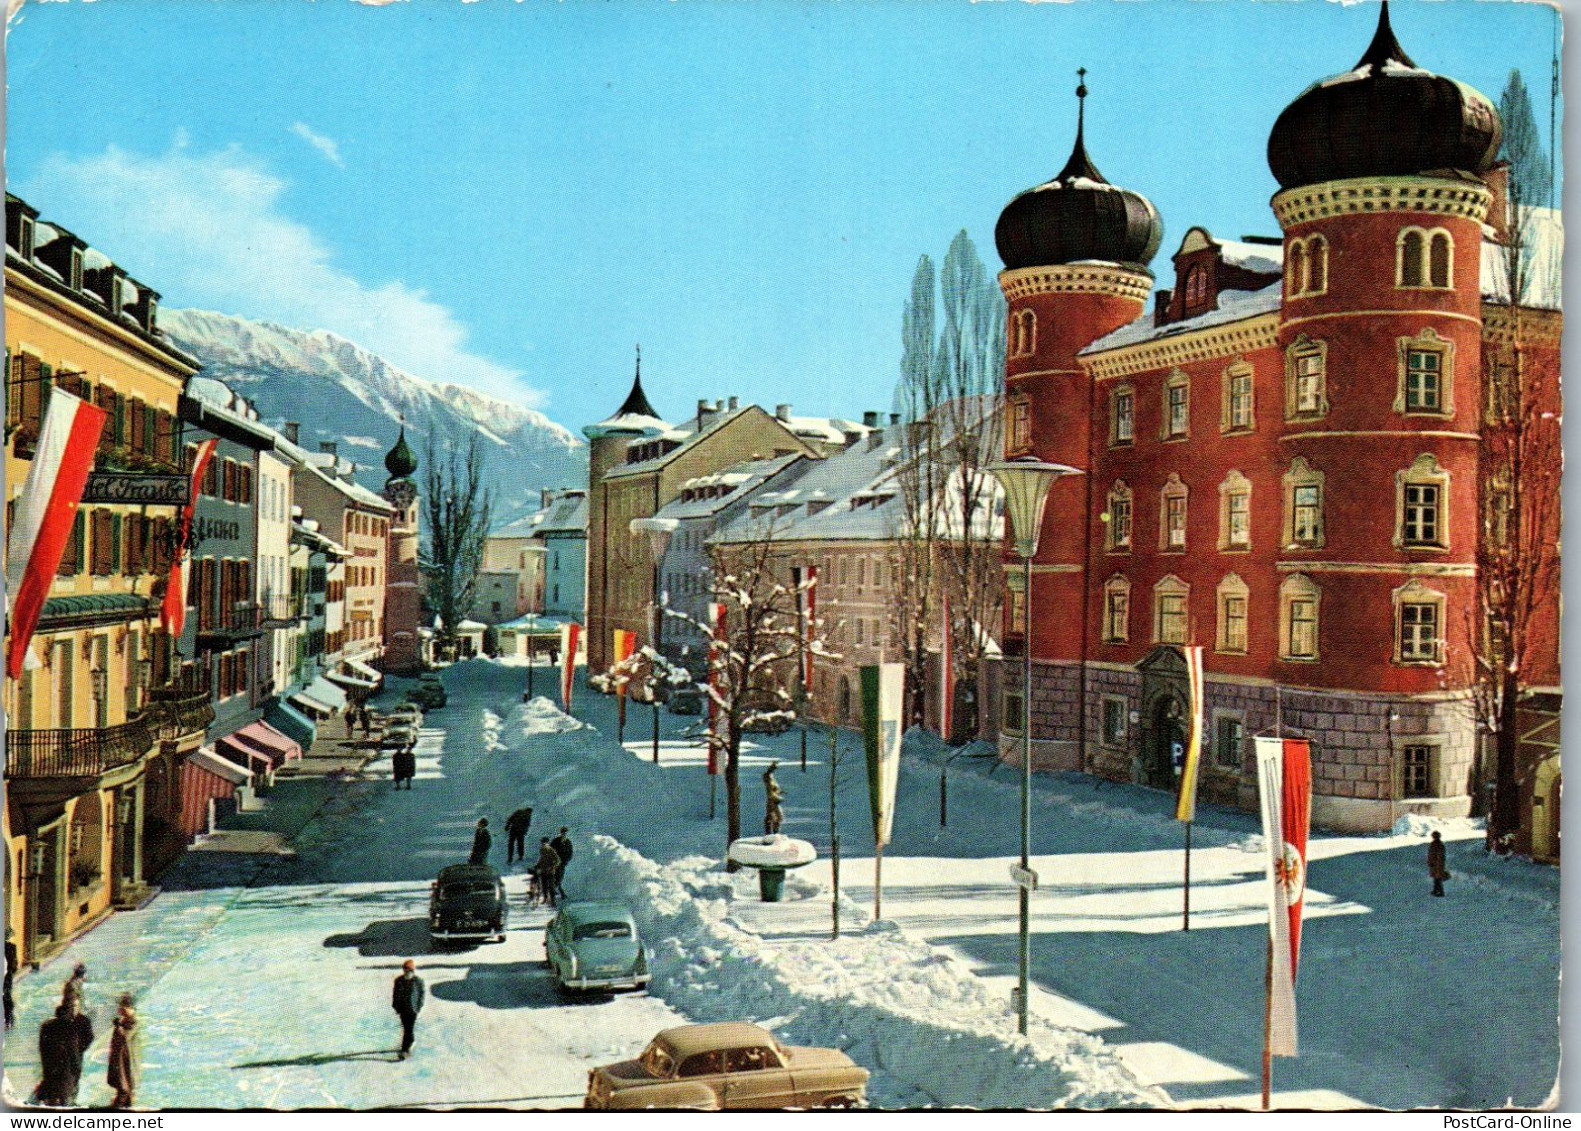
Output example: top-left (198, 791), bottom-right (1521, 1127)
top-left (160, 309), bottom-right (586, 522)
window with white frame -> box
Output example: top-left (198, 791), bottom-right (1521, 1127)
top-left (1159, 474), bottom-right (1188, 551)
top-left (1153, 575), bottom-right (1189, 645)
top-left (1218, 470), bottom-right (1252, 551)
top-left (1162, 371), bottom-right (1190, 440)
top-left (1396, 328), bottom-right (1455, 416)
top-left (1396, 454), bottom-right (1450, 550)
top-left (1110, 385), bottom-right (1135, 446)
top-left (1393, 579), bottom-right (1446, 665)
top-left (1216, 573), bottom-right (1250, 655)
top-left (1280, 573), bottom-right (1320, 661)
top-left (1102, 575), bottom-right (1131, 643)
top-left (1282, 457), bottom-right (1325, 549)
top-left (1285, 336), bottom-right (1328, 420)
top-left (1106, 481), bottom-right (1133, 552)
top-left (1398, 226), bottom-right (1453, 289)
top-left (1222, 361), bottom-right (1255, 432)
top-left (1213, 712), bottom-right (1245, 769)
top-left (1102, 697), bottom-right (1128, 746)
top-left (1400, 742), bottom-right (1437, 798)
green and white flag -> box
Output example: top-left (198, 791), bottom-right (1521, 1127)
top-left (862, 663), bottom-right (906, 849)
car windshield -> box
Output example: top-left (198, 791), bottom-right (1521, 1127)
top-left (573, 921), bottom-right (632, 940)
top-left (639, 1042), bottom-right (675, 1078)
top-left (442, 882), bottom-right (497, 898)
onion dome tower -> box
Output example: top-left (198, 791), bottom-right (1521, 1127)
top-left (381, 420), bottom-right (423, 673)
top-left (1265, 0), bottom-right (1497, 701)
top-left (994, 72), bottom-right (1161, 770)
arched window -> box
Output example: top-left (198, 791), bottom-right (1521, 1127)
top-left (1428, 232), bottom-right (1452, 288)
top-left (1395, 454), bottom-right (1451, 550)
top-left (1153, 575), bottom-right (1190, 645)
top-left (1287, 242), bottom-right (1307, 298)
top-left (1013, 309), bottom-right (1038, 358)
top-left (1218, 470), bottom-right (1252, 550)
top-left (1216, 573), bottom-right (1250, 655)
top-left (1307, 234), bottom-right (1328, 293)
top-left (1159, 473), bottom-right (1189, 552)
top-left (1279, 574), bottom-right (1321, 661)
top-left (1399, 229), bottom-right (1426, 287)
top-left (1102, 574), bottom-right (1131, 644)
top-left (1184, 265), bottom-right (1209, 308)
top-left (1398, 227), bottom-right (1453, 289)
top-left (1282, 457), bottom-right (1325, 549)
top-left (1105, 481), bottom-right (1133, 552)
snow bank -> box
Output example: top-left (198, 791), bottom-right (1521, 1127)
top-left (578, 835), bottom-right (1163, 1110)
top-left (517, 696), bottom-right (586, 735)
top-left (481, 709), bottom-right (506, 752)
top-left (727, 835), bottom-right (816, 869)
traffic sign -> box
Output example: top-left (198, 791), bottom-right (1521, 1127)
top-left (1010, 864), bottom-right (1039, 891)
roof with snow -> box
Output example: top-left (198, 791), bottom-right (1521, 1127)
top-left (1083, 282), bottom-right (1284, 356)
top-left (1481, 207), bottom-right (1563, 312)
top-left (654, 453), bottom-right (809, 522)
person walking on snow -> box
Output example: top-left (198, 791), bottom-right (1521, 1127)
top-left (36, 999), bottom-right (93, 1106)
top-left (535, 838), bottom-right (562, 908)
top-left (107, 993), bottom-right (140, 1109)
top-left (549, 827), bottom-right (574, 900)
top-left (391, 959), bottom-right (425, 1061)
top-left (1427, 831), bottom-right (1449, 897)
top-left (469, 818), bottom-right (492, 865)
top-left (505, 807), bottom-right (534, 863)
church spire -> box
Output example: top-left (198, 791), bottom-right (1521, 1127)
top-left (613, 342), bottom-right (660, 420)
top-left (1055, 68), bottom-right (1106, 184)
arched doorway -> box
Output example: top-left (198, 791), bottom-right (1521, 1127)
top-left (1137, 646), bottom-right (1190, 790)
top-left (1148, 695), bottom-right (1187, 790)
top-left (1532, 755), bottom-right (1561, 861)
top-left (68, 795), bottom-right (104, 896)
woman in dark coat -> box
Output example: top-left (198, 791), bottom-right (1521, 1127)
top-left (1427, 831), bottom-right (1449, 897)
top-left (392, 743), bottom-right (417, 789)
top-left (36, 1002), bottom-right (93, 1106)
top-left (108, 994), bottom-right (140, 1109)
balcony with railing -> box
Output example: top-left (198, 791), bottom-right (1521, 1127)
top-left (6, 713), bottom-right (156, 780)
top-left (258, 591), bottom-right (306, 627)
top-left (145, 680), bottom-right (216, 740)
top-left (197, 600), bottom-right (264, 644)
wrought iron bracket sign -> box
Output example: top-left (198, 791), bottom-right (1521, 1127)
top-left (81, 471), bottom-right (189, 506)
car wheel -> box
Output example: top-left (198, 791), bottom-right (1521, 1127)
top-left (816, 1094), bottom-right (860, 1109)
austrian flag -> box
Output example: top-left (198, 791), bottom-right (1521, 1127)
top-left (1255, 735), bottom-right (1313, 1057)
top-left (4, 389), bottom-right (107, 678)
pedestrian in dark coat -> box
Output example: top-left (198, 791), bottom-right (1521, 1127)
top-left (549, 827), bottom-right (573, 900)
top-left (4, 937), bottom-right (17, 1030)
top-left (36, 1001), bottom-right (93, 1106)
top-left (61, 963), bottom-right (86, 1015)
top-left (535, 839), bottom-right (561, 908)
top-left (391, 959), bottom-right (426, 1060)
top-left (107, 994), bottom-right (140, 1109)
top-left (505, 808), bottom-right (534, 863)
top-left (392, 744), bottom-right (417, 789)
top-left (1428, 831), bottom-right (1449, 897)
top-left (469, 818), bottom-right (492, 865)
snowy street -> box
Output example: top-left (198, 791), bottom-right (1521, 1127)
top-left (4, 658), bottom-right (1559, 1110)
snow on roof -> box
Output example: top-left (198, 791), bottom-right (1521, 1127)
top-left (1083, 282), bottom-right (1283, 355)
top-left (1215, 239), bottom-right (1283, 274)
top-left (655, 453), bottom-right (806, 522)
top-left (1481, 207), bottom-right (1563, 312)
top-left (82, 246), bottom-right (113, 271)
top-left (589, 410), bottom-right (668, 435)
top-left (606, 406), bottom-right (755, 478)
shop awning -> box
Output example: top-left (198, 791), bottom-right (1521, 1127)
top-left (307, 676), bottom-right (348, 710)
top-left (326, 670), bottom-right (378, 692)
top-left (218, 733), bottom-right (276, 771)
top-left (265, 701), bottom-right (318, 748)
top-left (344, 657), bottom-right (383, 684)
top-left (230, 720), bottom-right (302, 763)
top-left (188, 746), bottom-right (250, 786)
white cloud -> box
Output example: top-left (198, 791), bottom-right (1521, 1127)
top-left (290, 122), bottom-right (343, 167)
top-left (23, 142), bottom-right (543, 408)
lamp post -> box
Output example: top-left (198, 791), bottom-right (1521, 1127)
top-left (524, 612), bottom-right (539, 700)
top-left (987, 456), bottom-right (1081, 1037)
top-left (631, 517), bottom-right (678, 764)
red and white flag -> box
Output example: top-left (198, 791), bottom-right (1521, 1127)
top-left (706, 601), bottom-right (727, 776)
top-left (559, 622), bottom-right (581, 712)
top-left (5, 389), bottom-right (107, 678)
top-left (160, 437), bottom-right (218, 638)
top-left (939, 592), bottom-right (955, 743)
top-left (1174, 645), bottom-right (1206, 822)
top-left (1255, 735), bottom-right (1312, 1057)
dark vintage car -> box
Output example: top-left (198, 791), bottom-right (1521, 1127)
top-left (586, 1022), bottom-right (868, 1110)
top-left (544, 901), bottom-right (649, 993)
top-left (407, 676), bottom-right (448, 710)
top-left (667, 685), bottom-right (704, 716)
top-left (429, 864), bottom-right (507, 943)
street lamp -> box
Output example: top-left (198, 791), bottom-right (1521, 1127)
top-left (631, 517), bottom-right (678, 764)
top-left (987, 455), bottom-right (1081, 1037)
top-left (523, 612), bottom-right (540, 700)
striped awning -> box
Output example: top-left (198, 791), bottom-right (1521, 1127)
top-left (229, 720), bottom-right (302, 763)
top-left (326, 669), bottom-right (378, 692)
top-left (344, 657), bottom-right (383, 684)
top-left (307, 676), bottom-right (348, 710)
top-left (265, 701), bottom-right (317, 748)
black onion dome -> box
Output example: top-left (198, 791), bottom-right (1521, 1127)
top-left (1267, 2), bottom-right (1501, 191)
top-left (384, 426), bottom-right (418, 479)
top-left (996, 74), bottom-right (1163, 272)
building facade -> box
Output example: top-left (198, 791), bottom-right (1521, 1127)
top-left (993, 9), bottom-right (1561, 834)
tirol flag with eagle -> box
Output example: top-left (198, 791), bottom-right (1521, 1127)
top-left (161, 437), bottom-right (219, 638)
top-left (5, 388), bottom-right (107, 678)
top-left (1255, 735), bottom-right (1313, 1057)
top-left (559, 622), bottom-right (580, 712)
top-left (861, 663), bottom-right (905, 849)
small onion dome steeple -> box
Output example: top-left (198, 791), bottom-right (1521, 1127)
top-left (584, 345), bottom-right (668, 441)
top-left (1267, 1), bottom-right (1501, 191)
top-left (995, 71), bottom-right (1163, 272)
top-left (384, 425), bottom-right (418, 479)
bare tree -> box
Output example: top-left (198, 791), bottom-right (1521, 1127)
top-left (1472, 70), bottom-right (1562, 849)
top-left (422, 431), bottom-right (493, 659)
top-left (892, 232), bottom-right (1006, 734)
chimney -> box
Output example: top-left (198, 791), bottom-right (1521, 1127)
top-left (862, 411), bottom-right (879, 428)
top-left (1484, 161), bottom-right (1511, 243)
top-left (541, 488), bottom-right (555, 509)
top-left (715, 399), bottom-right (725, 412)
top-left (696, 398), bottom-right (711, 429)
top-left (889, 413), bottom-right (900, 426)
top-left (843, 430), bottom-right (863, 449)
top-left (726, 397), bottom-right (738, 411)
top-left (775, 403), bottom-right (792, 422)
top-left (1154, 288), bottom-right (1173, 327)
top-left (283, 421), bottom-right (300, 445)
top-left (320, 441), bottom-right (338, 460)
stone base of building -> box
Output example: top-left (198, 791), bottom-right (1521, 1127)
top-left (997, 734), bottom-right (1081, 773)
top-left (1314, 794), bottom-right (1472, 833)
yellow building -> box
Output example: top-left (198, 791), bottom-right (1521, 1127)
top-left (4, 194), bottom-right (211, 964)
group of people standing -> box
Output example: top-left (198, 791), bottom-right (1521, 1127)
top-left (469, 812), bottom-right (574, 908)
top-left (33, 964), bottom-right (141, 1109)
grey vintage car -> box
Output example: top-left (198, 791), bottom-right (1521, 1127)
top-left (544, 901), bottom-right (649, 992)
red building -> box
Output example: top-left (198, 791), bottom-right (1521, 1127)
top-left (996, 7), bottom-right (1561, 836)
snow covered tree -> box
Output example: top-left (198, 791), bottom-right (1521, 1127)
top-left (1472, 70), bottom-right (1562, 849)
top-left (422, 430), bottom-right (493, 660)
top-left (891, 232), bottom-right (1006, 734)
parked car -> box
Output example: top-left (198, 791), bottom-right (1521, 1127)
top-left (667, 685), bottom-right (704, 716)
top-left (385, 703), bottom-right (423, 728)
top-left (429, 864), bottom-right (507, 943)
top-left (544, 901), bottom-right (649, 993)
top-left (407, 678), bottom-right (447, 710)
top-left (740, 692), bottom-right (793, 735)
top-left (585, 1022), bottom-right (867, 1110)
top-left (381, 724), bottom-right (418, 751)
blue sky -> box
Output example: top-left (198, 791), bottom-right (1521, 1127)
top-left (5, 0), bottom-right (1562, 433)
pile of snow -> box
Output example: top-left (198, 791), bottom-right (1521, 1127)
top-left (578, 835), bottom-right (1163, 1110)
top-left (481, 708), bottom-right (506, 752)
top-left (727, 835), bottom-right (817, 869)
top-left (1389, 813), bottom-right (1481, 839)
top-left (518, 696), bottom-right (586, 735)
